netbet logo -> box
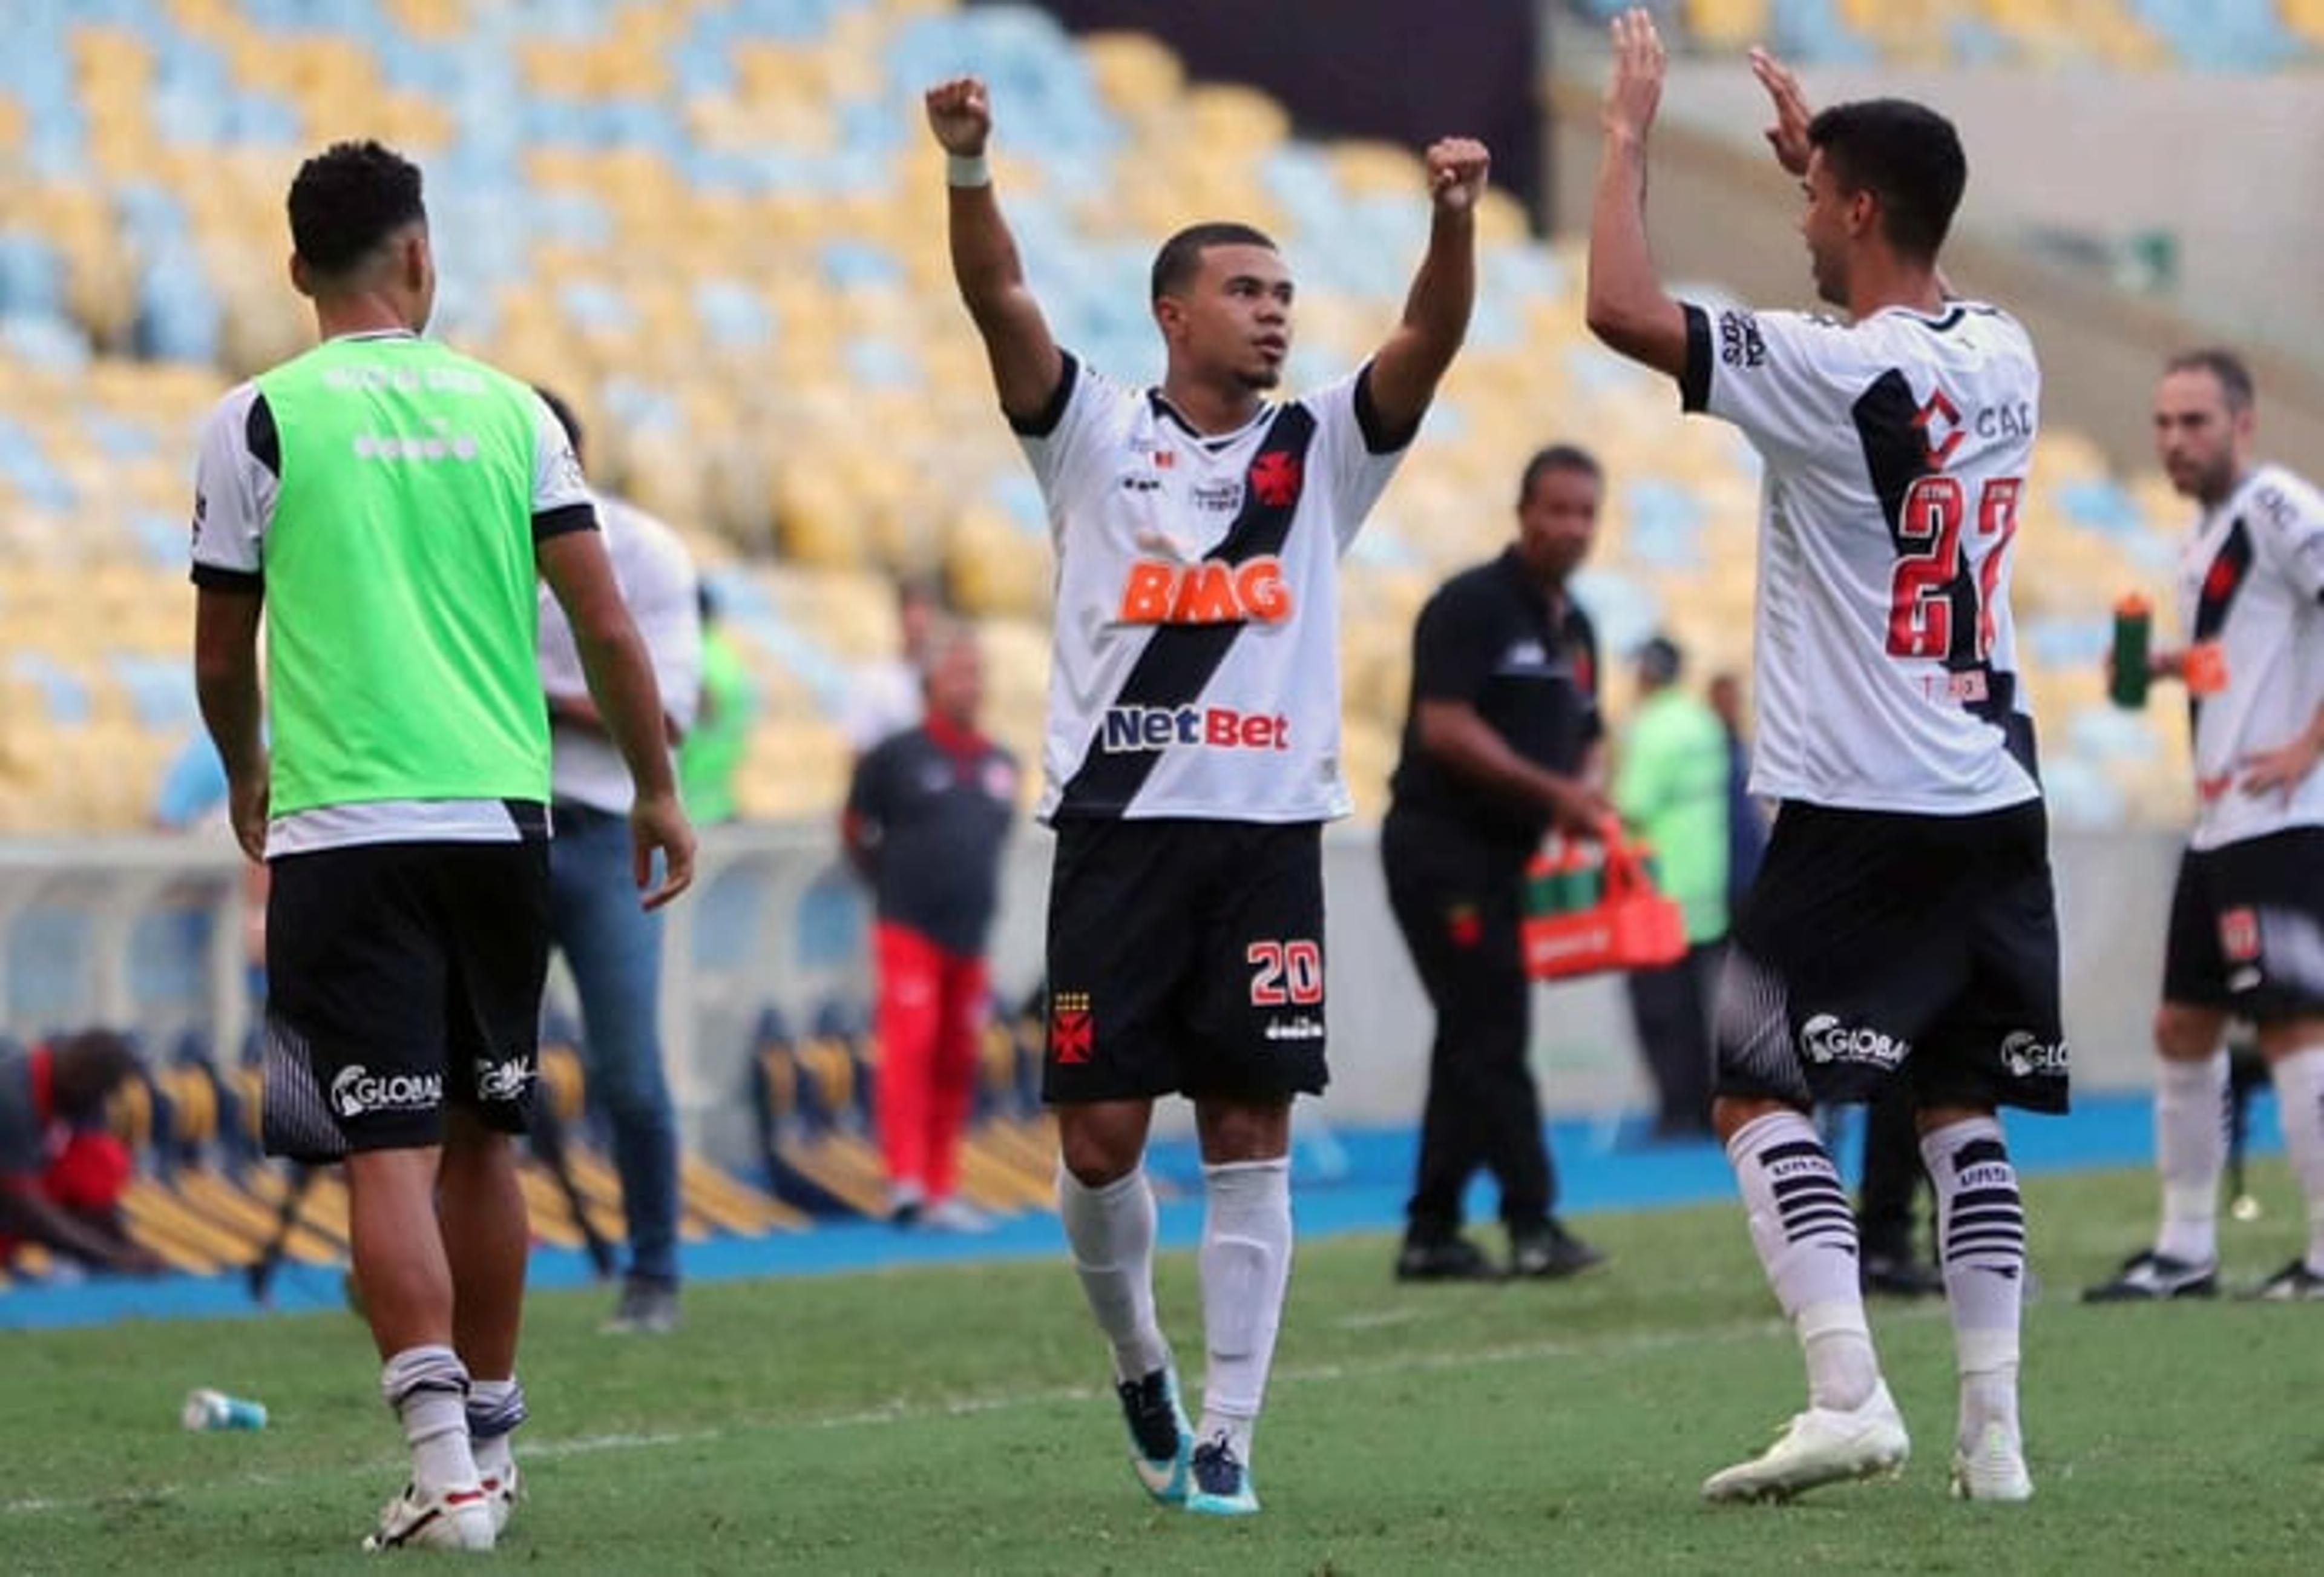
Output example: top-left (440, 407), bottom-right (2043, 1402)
top-left (1799, 1014), bottom-right (1908, 1071)
top-left (1115, 556), bottom-right (1291, 625)
top-left (330, 1065), bottom-right (444, 1120)
top-left (1100, 706), bottom-right (1288, 754)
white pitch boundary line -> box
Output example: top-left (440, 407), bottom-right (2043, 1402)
top-left (1, 1312), bottom-right (1821, 1520)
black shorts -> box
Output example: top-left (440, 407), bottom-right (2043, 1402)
top-left (1043, 818), bottom-right (1327, 1104)
top-left (1716, 799), bottom-right (2068, 1113)
top-left (262, 840), bottom-right (551, 1162)
top-left (2162, 827), bottom-right (2324, 1019)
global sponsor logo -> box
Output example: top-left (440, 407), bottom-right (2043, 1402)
top-left (1099, 705), bottom-right (1289, 754)
top-left (1115, 556), bottom-right (1291, 625)
top-left (1998, 1030), bottom-right (2069, 1079)
top-left (330, 1065), bottom-right (444, 1120)
top-left (475, 1055), bottom-right (534, 1102)
top-left (1800, 1013), bottom-right (1909, 1071)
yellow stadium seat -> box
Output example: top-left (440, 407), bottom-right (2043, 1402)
top-left (1687, 0), bottom-right (1772, 49)
top-left (1080, 30), bottom-right (1186, 119)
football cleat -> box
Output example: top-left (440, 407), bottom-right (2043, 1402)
top-left (1186, 1435), bottom-right (1260, 1516)
top-left (2248, 1257), bottom-right (2324, 1302)
top-left (1115, 1366), bottom-right (1194, 1504)
top-left (1702, 1381), bottom-right (1911, 1504)
top-left (2080, 1249), bottom-right (2217, 1302)
top-left (1949, 1423), bottom-right (2032, 1503)
top-left (361, 1481), bottom-right (495, 1552)
top-left (480, 1461), bottom-right (521, 1538)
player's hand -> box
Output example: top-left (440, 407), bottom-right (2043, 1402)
top-left (924, 76), bottom-right (992, 156)
top-left (228, 770), bottom-right (268, 864)
top-left (1601, 8), bottom-right (1666, 145)
top-left (1749, 45), bottom-right (1813, 176)
top-left (1424, 137), bottom-right (1491, 214)
top-left (630, 789), bottom-right (697, 911)
top-left (1546, 777), bottom-right (1615, 838)
top-left (2239, 732), bottom-right (2324, 803)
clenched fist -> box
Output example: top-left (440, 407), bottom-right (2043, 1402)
top-left (924, 76), bottom-right (992, 156)
top-left (1425, 137), bottom-right (1491, 214)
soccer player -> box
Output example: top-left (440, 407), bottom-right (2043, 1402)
top-left (2083, 349), bottom-right (2324, 1305)
top-left (1586, 13), bottom-right (2063, 1504)
top-left (191, 140), bottom-right (694, 1552)
top-left (925, 74), bottom-right (1486, 1515)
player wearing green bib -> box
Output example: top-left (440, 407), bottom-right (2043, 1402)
top-left (191, 140), bottom-right (694, 1555)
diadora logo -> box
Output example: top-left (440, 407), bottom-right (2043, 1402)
top-left (1998, 1030), bottom-right (2069, 1079)
top-left (1914, 387), bottom-right (1964, 469)
top-left (1115, 556), bottom-right (1292, 625)
top-left (1100, 705), bottom-right (1288, 753)
top-left (475, 1055), bottom-right (534, 1102)
top-left (330, 1065), bottom-right (444, 1119)
top-left (1263, 1016), bottom-right (1325, 1042)
top-left (1800, 1014), bottom-right (1909, 1070)
top-left (1049, 991), bottom-right (1094, 1065)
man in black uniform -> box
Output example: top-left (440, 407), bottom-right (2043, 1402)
top-left (1383, 444), bottom-right (1613, 1280)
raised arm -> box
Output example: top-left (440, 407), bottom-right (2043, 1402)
top-left (1365, 137), bottom-right (1489, 441)
top-left (1584, 8), bottom-right (1688, 378)
top-left (925, 76), bottom-right (1064, 426)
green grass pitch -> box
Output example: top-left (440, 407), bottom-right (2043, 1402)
top-left (5, 1164), bottom-right (2321, 1574)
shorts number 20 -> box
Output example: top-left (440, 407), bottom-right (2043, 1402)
top-left (1247, 940), bottom-right (1323, 1006)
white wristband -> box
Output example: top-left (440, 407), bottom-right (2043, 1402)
top-left (945, 151), bottom-right (992, 188)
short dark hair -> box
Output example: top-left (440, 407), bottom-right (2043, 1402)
top-left (287, 139), bottom-right (425, 277)
top-left (1151, 222), bottom-right (1278, 301)
top-left (2165, 347), bottom-right (2256, 414)
top-left (534, 385), bottom-right (585, 464)
top-left (1807, 99), bottom-right (1965, 262)
top-left (1635, 634), bottom-right (1684, 685)
top-left (1517, 443), bottom-right (1603, 506)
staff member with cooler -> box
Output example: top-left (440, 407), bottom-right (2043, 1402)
top-left (1382, 443), bottom-right (1613, 1282)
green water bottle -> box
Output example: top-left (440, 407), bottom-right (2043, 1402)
top-left (2109, 593), bottom-right (2151, 709)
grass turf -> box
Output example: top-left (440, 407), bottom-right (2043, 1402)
top-left (5, 1164), bottom-right (2321, 1574)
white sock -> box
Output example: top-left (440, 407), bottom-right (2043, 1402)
top-left (2153, 1050), bottom-right (2227, 1266)
top-left (1921, 1116), bottom-right (2023, 1447)
top-left (1056, 1165), bottom-right (1170, 1383)
top-left (1196, 1157), bottom-right (1292, 1467)
top-left (1727, 1110), bottom-right (1879, 1412)
top-left (2268, 1045), bottom-right (2324, 1274)
top-left (466, 1375), bottom-right (525, 1483)
top-left (381, 1345), bottom-right (476, 1495)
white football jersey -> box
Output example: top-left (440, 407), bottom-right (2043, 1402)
top-left (1019, 354), bottom-right (1407, 823)
top-left (2173, 463), bottom-right (2324, 850)
top-left (1682, 300), bottom-right (2044, 815)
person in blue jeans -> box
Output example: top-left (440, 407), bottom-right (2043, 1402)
top-left (534, 389), bottom-right (703, 1334)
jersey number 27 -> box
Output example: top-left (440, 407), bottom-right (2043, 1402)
top-left (1887, 474), bottom-right (2023, 662)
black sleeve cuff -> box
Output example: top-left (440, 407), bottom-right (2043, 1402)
top-left (1353, 362), bottom-right (1419, 456)
top-left (1007, 351), bottom-right (1078, 438)
top-left (532, 501), bottom-right (599, 542)
top-left (1678, 304), bottom-right (1713, 414)
top-left (191, 564), bottom-right (263, 593)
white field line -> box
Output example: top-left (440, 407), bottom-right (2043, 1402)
top-left (1, 1313), bottom-right (1810, 1519)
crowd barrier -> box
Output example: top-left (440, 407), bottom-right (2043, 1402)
top-left (0, 823), bottom-right (2181, 1172)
